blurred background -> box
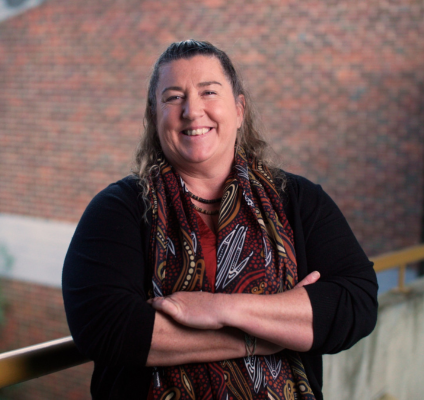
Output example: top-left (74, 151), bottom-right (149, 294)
top-left (0, 0), bottom-right (423, 399)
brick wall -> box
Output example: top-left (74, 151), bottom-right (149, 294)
top-left (0, 278), bottom-right (92, 400)
top-left (1, 0), bottom-right (424, 255)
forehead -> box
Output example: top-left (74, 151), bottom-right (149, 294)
top-left (156, 55), bottom-right (230, 91)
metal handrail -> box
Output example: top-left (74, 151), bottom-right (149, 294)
top-left (0, 336), bottom-right (89, 388)
top-left (371, 243), bottom-right (424, 292)
top-left (0, 244), bottom-right (423, 389)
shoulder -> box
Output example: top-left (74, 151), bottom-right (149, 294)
top-left (275, 171), bottom-right (328, 216)
top-left (281, 171), bottom-right (324, 197)
top-left (275, 170), bottom-right (351, 255)
top-left (75, 175), bottom-right (151, 239)
top-left (84, 175), bottom-right (147, 217)
top-left (92, 175), bottom-right (144, 204)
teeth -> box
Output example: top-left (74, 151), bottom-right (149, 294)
top-left (183, 128), bottom-right (210, 136)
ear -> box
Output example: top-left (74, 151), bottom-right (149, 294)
top-left (236, 94), bottom-right (245, 129)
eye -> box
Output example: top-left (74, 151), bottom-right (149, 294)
top-left (164, 95), bottom-right (184, 104)
top-left (203, 90), bottom-right (217, 96)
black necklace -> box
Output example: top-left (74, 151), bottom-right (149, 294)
top-left (187, 190), bottom-right (222, 204)
top-left (192, 204), bottom-right (219, 216)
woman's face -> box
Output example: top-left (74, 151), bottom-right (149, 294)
top-left (155, 55), bottom-right (244, 175)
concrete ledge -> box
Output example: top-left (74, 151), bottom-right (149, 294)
top-left (323, 276), bottom-right (424, 400)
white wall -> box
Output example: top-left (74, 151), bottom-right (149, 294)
top-left (0, 213), bottom-right (76, 287)
top-left (323, 277), bottom-right (424, 400)
top-left (0, 0), bottom-right (46, 22)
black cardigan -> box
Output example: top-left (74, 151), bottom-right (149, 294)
top-left (62, 173), bottom-right (378, 400)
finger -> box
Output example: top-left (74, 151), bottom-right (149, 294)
top-left (147, 296), bottom-right (164, 305)
top-left (150, 297), bottom-right (166, 311)
top-left (151, 297), bottom-right (179, 318)
top-left (296, 271), bottom-right (320, 288)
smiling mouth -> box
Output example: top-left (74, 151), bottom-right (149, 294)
top-left (182, 128), bottom-right (212, 136)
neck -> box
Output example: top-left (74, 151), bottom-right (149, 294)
top-left (179, 170), bottom-right (229, 200)
top-left (173, 159), bottom-right (233, 199)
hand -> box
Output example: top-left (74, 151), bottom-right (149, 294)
top-left (149, 291), bottom-right (225, 330)
top-left (149, 271), bottom-right (320, 336)
top-left (294, 271), bottom-right (320, 289)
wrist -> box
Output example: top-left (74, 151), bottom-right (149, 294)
top-left (215, 293), bottom-right (235, 327)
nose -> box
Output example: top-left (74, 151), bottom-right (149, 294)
top-left (182, 95), bottom-right (204, 120)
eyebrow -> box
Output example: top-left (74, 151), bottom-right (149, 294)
top-left (198, 81), bottom-right (222, 88)
top-left (161, 81), bottom-right (222, 95)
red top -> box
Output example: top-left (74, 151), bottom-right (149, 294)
top-left (195, 212), bottom-right (217, 291)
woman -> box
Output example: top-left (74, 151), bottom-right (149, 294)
top-left (63, 40), bottom-right (378, 400)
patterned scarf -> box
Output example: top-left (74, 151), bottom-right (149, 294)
top-left (147, 148), bottom-right (315, 400)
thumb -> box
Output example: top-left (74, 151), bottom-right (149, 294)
top-left (296, 271), bottom-right (320, 288)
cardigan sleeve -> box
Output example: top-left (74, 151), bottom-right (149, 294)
top-left (62, 176), bottom-right (156, 367)
top-left (284, 173), bottom-right (378, 355)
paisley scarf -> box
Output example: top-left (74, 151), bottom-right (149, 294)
top-left (147, 148), bottom-right (315, 400)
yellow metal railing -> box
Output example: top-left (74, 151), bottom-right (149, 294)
top-left (371, 243), bottom-right (424, 293)
top-left (0, 244), bottom-right (423, 389)
top-left (0, 336), bottom-right (89, 388)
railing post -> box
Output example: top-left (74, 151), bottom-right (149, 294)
top-left (397, 264), bottom-right (411, 293)
top-left (372, 244), bottom-right (424, 293)
top-left (398, 264), bottom-right (406, 292)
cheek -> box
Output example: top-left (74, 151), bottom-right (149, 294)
top-left (156, 119), bottom-right (179, 154)
top-left (157, 129), bottom-right (175, 154)
top-left (225, 106), bottom-right (242, 131)
top-left (157, 107), bottom-right (180, 131)
top-left (212, 103), bottom-right (238, 127)
top-left (156, 113), bottom-right (171, 144)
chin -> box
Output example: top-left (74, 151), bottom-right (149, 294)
top-left (184, 156), bottom-right (212, 165)
top-left (182, 151), bottom-right (214, 164)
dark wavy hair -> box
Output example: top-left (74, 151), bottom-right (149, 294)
top-left (133, 40), bottom-right (281, 206)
